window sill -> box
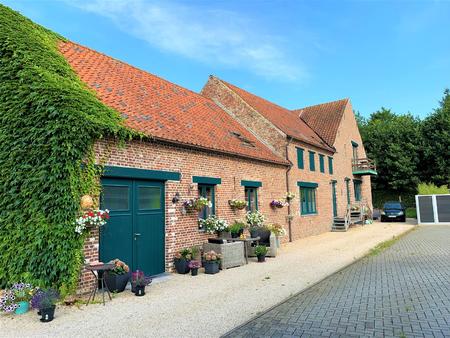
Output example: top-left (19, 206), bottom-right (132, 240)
top-left (300, 213), bottom-right (318, 217)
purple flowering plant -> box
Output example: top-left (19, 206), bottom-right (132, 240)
top-left (270, 200), bottom-right (288, 208)
top-left (31, 288), bottom-right (59, 310)
top-left (0, 282), bottom-right (34, 313)
top-left (0, 289), bottom-right (19, 313)
top-left (188, 260), bottom-right (201, 269)
top-left (131, 270), bottom-right (152, 287)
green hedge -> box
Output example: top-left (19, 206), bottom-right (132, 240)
top-left (0, 5), bottom-right (134, 293)
top-left (372, 190), bottom-right (416, 209)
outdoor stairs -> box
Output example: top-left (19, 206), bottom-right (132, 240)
top-left (332, 217), bottom-right (347, 231)
top-left (331, 202), bottom-right (368, 232)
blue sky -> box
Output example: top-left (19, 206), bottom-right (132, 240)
top-left (3, 0), bottom-right (450, 117)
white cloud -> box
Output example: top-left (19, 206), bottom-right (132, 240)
top-left (66, 0), bottom-right (305, 81)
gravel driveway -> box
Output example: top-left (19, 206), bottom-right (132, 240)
top-left (0, 220), bottom-right (414, 338)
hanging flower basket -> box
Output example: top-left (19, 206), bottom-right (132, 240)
top-left (183, 197), bottom-right (211, 212)
top-left (285, 192), bottom-right (296, 201)
top-left (270, 200), bottom-right (289, 209)
top-left (228, 199), bottom-right (247, 210)
top-left (74, 209), bottom-right (109, 235)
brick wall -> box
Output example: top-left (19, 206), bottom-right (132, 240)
top-left (332, 101), bottom-right (373, 216)
top-left (201, 78), bottom-right (374, 236)
top-left (79, 138), bottom-right (288, 292)
top-left (287, 140), bottom-right (335, 239)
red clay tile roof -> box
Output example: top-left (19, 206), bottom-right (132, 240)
top-left (294, 99), bottom-right (349, 147)
top-left (58, 41), bottom-right (287, 165)
top-left (216, 78), bottom-right (334, 152)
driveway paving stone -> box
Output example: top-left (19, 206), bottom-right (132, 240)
top-left (225, 225), bottom-right (450, 338)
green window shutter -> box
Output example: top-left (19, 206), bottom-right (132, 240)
top-left (296, 147), bottom-right (304, 169)
top-left (319, 154), bottom-right (325, 173)
top-left (309, 151), bottom-right (315, 171)
top-left (353, 180), bottom-right (362, 202)
top-left (299, 186), bottom-right (317, 215)
top-left (328, 156), bottom-right (334, 175)
top-left (345, 178), bottom-right (351, 205)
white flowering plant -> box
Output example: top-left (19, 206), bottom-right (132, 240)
top-left (74, 209), bottom-right (110, 235)
top-left (245, 211), bottom-right (265, 227)
top-left (199, 215), bottom-right (229, 234)
top-left (183, 197), bottom-right (212, 211)
top-left (228, 199), bottom-right (247, 210)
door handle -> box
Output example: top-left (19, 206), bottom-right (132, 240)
top-left (134, 233), bottom-right (141, 240)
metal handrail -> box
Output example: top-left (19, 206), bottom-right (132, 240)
top-left (352, 157), bottom-right (376, 171)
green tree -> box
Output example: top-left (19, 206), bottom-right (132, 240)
top-left (359, 108), bottom-right (422, 193)
top-left (419, 90), bottom-right (450, 186)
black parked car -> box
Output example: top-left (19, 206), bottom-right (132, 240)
top-left (381, 201), bottom-right (406, 222)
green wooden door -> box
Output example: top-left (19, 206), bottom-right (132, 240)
top-left (331, 181), bottom-right (338, 217)
top-left (100, 178), bottom-right (165, 276)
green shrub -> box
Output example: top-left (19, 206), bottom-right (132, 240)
top-left (417, 183), bottom-right (449, 195)
top-left (0, 5), bottom-right (133, 291)
top-left (406, 208), bottom-right (417, 218)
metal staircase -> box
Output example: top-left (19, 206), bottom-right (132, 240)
top-left (332, 201), bottom-right (371, 232)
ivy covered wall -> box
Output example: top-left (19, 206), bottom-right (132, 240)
top-left (0, 5), bottom-right (134, 293)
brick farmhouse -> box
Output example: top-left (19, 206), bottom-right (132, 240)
top-left (57, 41), bottom-right (375, 293)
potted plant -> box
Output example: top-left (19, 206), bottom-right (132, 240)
top-left (203, 250), bottom-right (221, 274)
top-left (105, 259), bottom-right (131, 292)
top-left (198, 215), bottom-right (229, 237)
top-left (270, 200), bottom-right (288, 209)
top-left (228, 199), bottom-right (247, 210)
top-left (268, 223), bottom-right (286, 248)
top-left (31, 288), bottom-right (59, 322)
top-left (9, 283), bottom-right (34, 315)
top-left (229, 221), bottom-right (246, 238)
top-left (174, 248), bottom-right (192, 274)
top-left (254, 245), bottom-right (268, 262)
top-left (131, 270), bottom-right (152, 296)
top-left (188, 261), bottom-right (201, 276)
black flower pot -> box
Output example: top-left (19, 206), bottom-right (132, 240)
top-left (174, 259), bottom-right (190, 274)
top-left (105, 271), bottom-right (131, 293)
top-left (191, 268), bottom-right (199, 276)
top-left (257, 255), bottom-right (266, 263)
top-left (231, 229), bottom-right (244, 238)
top-left (204, 261), bottom-right (220, 274)
top-left (250, 228), bottom-right (271, 245)
top-left (40, 305), bottom-right (56, 323)
top-left (134, 285), bottom-right (145, 297)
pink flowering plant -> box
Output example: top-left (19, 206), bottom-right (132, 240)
top-left (188, 260), bottom-right (201, 269)
top-left (74, 209), bottom-right (110, 235)
top-left (109, 259), bottom-right (130, 275)
top-left (203, 250), bottom-right (222, 262)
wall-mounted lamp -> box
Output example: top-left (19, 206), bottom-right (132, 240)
top-left (172, 192), bottom-right (180, 204)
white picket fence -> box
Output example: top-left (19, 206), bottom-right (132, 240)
top-left (415, 194), bottom-right (450, 225)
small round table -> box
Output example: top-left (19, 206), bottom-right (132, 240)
top-left (85, 263), bottom-right (115, 306)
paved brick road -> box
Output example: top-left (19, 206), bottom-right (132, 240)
top-left (225, 225), bottom-right (450, 338)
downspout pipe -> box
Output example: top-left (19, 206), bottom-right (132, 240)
top-left (285, 137), bottom-right (294, 242)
